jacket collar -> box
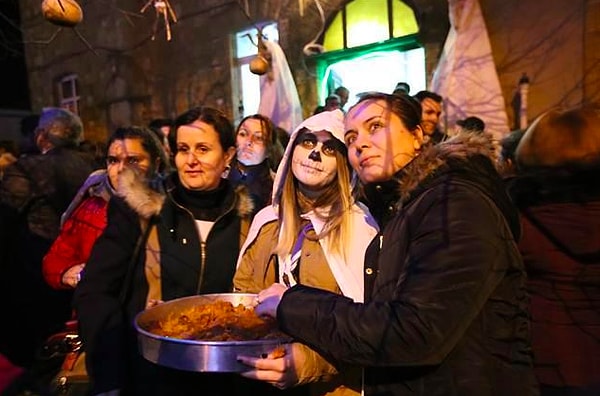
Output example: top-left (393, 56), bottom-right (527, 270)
top-left (116, 168), bottom-right (254, 221)
top-left (398, 131), bottom-right (499, 202)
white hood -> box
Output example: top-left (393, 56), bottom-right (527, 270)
top-left (237, 108), bottom-right (378, 302)
top-left (271, 109), bottom-right (345, 207)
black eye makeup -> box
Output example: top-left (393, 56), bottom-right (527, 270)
top-left (296, 130), bottom-right (344, 157)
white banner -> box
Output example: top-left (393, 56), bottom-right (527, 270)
top-left (431, 0), bottom-right (509, 140)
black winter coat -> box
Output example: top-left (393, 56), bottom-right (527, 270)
top-left (276, 133), bottom-right (539, 396)
top-left (0, 147), bottom-right (93, 367)
top-left (74, 172), bottom-right (275, 396)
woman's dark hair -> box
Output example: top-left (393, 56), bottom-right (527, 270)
top-left (413, 90), bottom-right (443, 104)
top-left (107, 126), bottom-right (169, 174)
top-left (148, 118), bottom-right (173, 131)
top-left (169, 107), bottom-right (235, 154)
top-left (236, 114), bottom-right (284, 170)
top-left (353, 92), bottom-right (422, 131)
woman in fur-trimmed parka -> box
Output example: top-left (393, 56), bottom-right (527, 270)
top-left (248, 93), bottom-right (539, 396)
top-left (74, 107), bottom-right (266, 396)
top-left (43, 126), bottom-right (168, 290)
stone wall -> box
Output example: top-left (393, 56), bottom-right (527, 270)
top-left (19, 0), bottom-right (596, 142)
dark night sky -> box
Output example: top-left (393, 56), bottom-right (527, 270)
top-left (0, 0), bottom-right (31, 110)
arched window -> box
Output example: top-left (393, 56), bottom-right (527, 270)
top-left (323, 0), bottom-right (419, 51)
top-left (314, 0), bottom-right (424, 110)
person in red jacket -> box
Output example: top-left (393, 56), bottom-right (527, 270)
top-left (43, 126), bottom-right (168, 289)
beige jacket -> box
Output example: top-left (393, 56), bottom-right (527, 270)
top-left (233, 109), bottom-right (379, 395)
top-left (234, 219), bottom-right (363, 396)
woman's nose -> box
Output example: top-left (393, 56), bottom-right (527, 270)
top-left (353, 132), bottom-right (369, 152)
top-left (186, 151), bottom-right (199, 163)
top-left (308, 149), bottom-right (321, 162)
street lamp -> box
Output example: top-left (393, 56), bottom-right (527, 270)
top-left (518, 73), bottom-right (530, 130)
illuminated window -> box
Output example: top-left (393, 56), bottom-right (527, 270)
top-left (316, 0), bottom-right (424, 110)
top-left (323, 0), bottom-right (419, 51)
top-left (57, 74), bottom-right (80, 115)
top-left (232, 23), bottom-right (278, 122)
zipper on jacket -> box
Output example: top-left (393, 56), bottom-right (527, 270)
top-left (168, 189), bottom-right (239, 294)
top-left (197, 241), bottom-right (207, 293)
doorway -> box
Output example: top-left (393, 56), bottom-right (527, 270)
top-left (320, 46), bottom-right (426, 110)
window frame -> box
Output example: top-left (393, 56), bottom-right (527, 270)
top-left (56, 73), bottom-right (80, 115)
top-left (231, 22), bottom-right (278, 124)
top-left (313, 34), bottom-right (422, 100)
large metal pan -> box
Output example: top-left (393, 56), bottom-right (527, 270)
top-left (134, 293), bottom-right (292, 373)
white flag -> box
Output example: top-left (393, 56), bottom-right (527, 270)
top-left (431, 0), bottom-right (509, 140)
top-left (258, 40), bottom-right (304, 135)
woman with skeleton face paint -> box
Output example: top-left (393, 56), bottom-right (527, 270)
top-left (234, 110), bottom-right (378, 395)
top-left (228, 114), bottom-right (283, 216)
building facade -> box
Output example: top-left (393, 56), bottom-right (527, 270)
top-left (18, 0), bottom-right (600, 142)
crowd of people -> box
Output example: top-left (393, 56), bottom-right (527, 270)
top-left (0, 83), bottom-right (598, 396)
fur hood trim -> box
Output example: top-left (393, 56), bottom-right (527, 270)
top-left (399, 131), bottom-right (499, 201)
top-left (234, 183), bottom-right (255, 218)
top-left (116, 167), bottom-right (165, 219)
top-left (118, 168), bottom-right (255, 219)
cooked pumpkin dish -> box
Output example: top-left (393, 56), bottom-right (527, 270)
top-left (147, 300), bottom-right (286, 341)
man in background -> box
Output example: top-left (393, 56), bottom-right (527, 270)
top-left (457, 116), bottom-right (485, 134)
top-left (413, 90), bottom-right (445, 144)
top-left (334, 86), bottom-right (349, 109)
top-left (148, 118), bottom-right (173, 158)
top-left (0, 107), bottom-right (93, 369)
top-left (313, 86), bottom-right (350, 115)
top-left (393, 82), bottom-right (411, 95)
top-left (313, 93), bottom-right (342, 115)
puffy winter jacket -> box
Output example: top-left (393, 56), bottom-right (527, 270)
top-left (276, 133), bottom-right (539, 396)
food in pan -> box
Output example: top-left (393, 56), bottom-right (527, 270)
top-left (147, 300), bottom-right (286, 341)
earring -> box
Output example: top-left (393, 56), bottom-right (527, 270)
top-left (222, 164), bottom-right (231, 178)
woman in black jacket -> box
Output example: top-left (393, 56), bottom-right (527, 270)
top-left (244, 93), bottom-right (539, 395)
top-left (74, 107), bottom-right (258, 395)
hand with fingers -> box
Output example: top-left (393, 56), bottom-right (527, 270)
top-left (146, 299), bottom-right (164, 309)
top-left (238, 345), bottom-right (298, 389)
top-left (61, 263), bottom-right (86, 288)
top-left (254, 283), bottom-right (288, 318)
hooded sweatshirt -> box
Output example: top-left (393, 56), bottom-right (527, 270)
top-left (235, 109), bottom-right (378, 302)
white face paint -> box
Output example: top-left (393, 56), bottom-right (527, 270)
top-left (291, 130), bottom-right (339, 193)
top-left (236, 118), bottom-right (268, 166)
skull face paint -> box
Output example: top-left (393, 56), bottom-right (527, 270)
top-left (291, 130), bottom-right (339, 192)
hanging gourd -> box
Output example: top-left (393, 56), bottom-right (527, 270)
top-left (249, 30), bottom-right (272, 76)
top-left (41, 0), bottom-right (83, 27)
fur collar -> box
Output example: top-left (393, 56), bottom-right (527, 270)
top-left (116, 167), bottom-right (165, 219)
top-left (116, 168), bottom-right (254, 219)
top-left (232, 183), bottom-right (255, 218)
top-left (399, 131), bottom-right (499, 201)
top-left (362, 131), bottom-right (520, 239)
